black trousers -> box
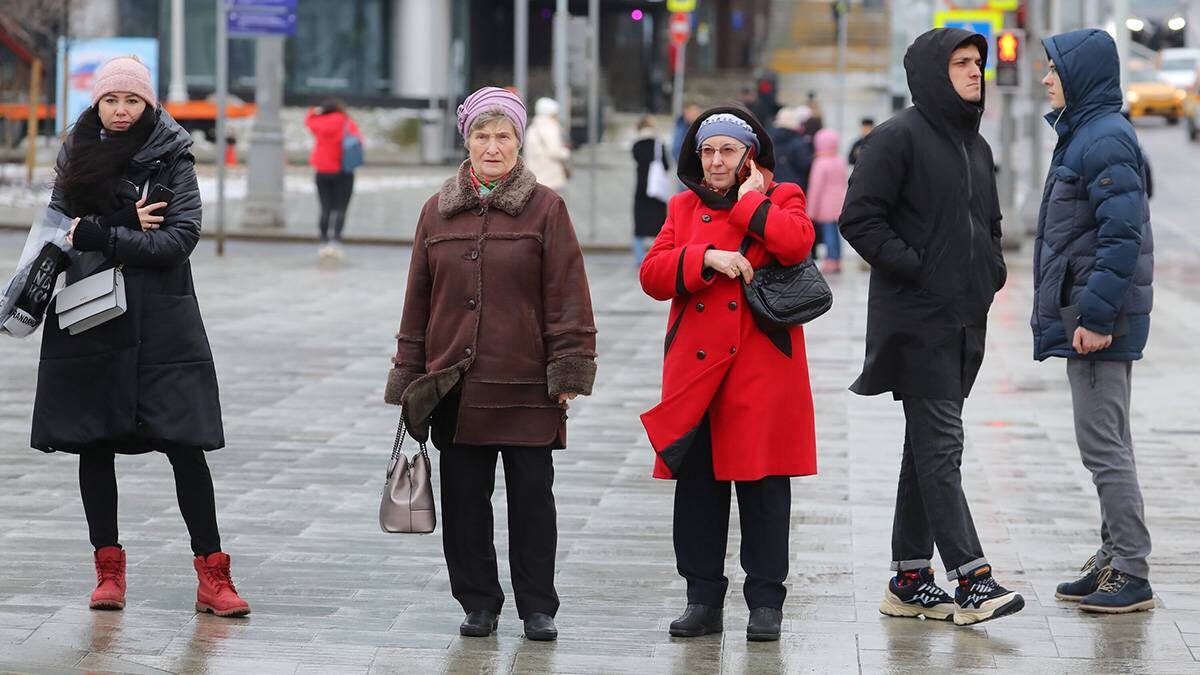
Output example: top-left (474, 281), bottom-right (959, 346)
top-left (432, 397), bottom-right (559, 619)
top-left (315, 171), bottom-right (354, 242)
top-left (79, 449), bottom-right (222, 557)
top-left (673, 419), bottom-right (792, 610)
top-left (890, 397), bottom-right (987, 580)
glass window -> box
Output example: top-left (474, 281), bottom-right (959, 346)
top-left (285, 0), bottom-right (390, 96)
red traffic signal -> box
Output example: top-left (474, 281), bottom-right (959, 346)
top-left (997, 31), bottom-right (1020, 63)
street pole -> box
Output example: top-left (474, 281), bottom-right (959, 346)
top-left (672, 41), bottom-right (687, 122)
top-left (167, 0), bottom-right (188, 103)
top-left (836, 1), bottom-right (848, 140)
top-left (215, 0), bottom-right (228, 256)
top-left (553, 0), bottom-right (570, 125)
top-left (514, 0), bottom-right (528, 98)
top-left (587, 0), bottom-right (599, 243)
top-left (242, 36), bottom-right (286, 229)
top-left (999, 90), bottom-right (1018, 249)
top-left (1112, 0), bottom-right (1130, 91)
top-left (1023, 0), bottom-right (1047, 237)
top-left (26, 59), bottom-right (42, 187)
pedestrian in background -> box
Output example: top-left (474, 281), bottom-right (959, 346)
top-left (384, 86), bottom-right (597, 642)
top-left (673, 103), bottom-right (703, 166)
top-left (33, 55), bottom-right (249, 618)
top-left (631, 115), bottom-right (670, 264)
top-left (1035, 29), bottom-right (1155, 614)
top-left (839, 28), bottom-right (1022, 626)
top-left (305, 98), bottom-right (362, 259)
top-left (523, 97), bottom-right (571, 191)
top-left (806, 128), bottom-right (848, 274)
top-left (848, 117), bottom-right (875, 166)
top-left (639, 105), bottom-right (818, 643)
top-left (770, 106), bottom-right (814, 192)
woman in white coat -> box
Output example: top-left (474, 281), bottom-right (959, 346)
top-left (524, 98), bottom-right (571, 191)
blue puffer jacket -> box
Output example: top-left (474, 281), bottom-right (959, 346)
top-left (1032, 29), bottom-right (1153, 361)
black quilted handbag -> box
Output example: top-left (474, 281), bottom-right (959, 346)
top-left (738, 235), bottom-right (833, 328)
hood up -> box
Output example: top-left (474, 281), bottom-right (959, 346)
top-left (677, 103), bottom-right (776, 210)
top-left (904, 27), bottom-right (988, 137)
top-left (1042, 29), bottom-right (1124, 136)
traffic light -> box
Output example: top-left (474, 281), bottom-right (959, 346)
top-left (996, 29), bottom-right (1023, 89)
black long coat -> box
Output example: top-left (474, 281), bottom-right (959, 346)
top-left (32, 108), bottom-right (224, 454)
top-left (631, 136), bottom-right (669, 238)
top-left (838, 28), bottom-right (1007, 400)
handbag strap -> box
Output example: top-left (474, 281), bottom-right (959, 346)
top-left (388, 417), bottom-right (428, 472)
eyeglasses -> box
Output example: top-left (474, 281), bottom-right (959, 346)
top-left (696, 144), bottom-right (747, 162)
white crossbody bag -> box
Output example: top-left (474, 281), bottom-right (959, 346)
top-left (55, 265), bottom-right (126, 335)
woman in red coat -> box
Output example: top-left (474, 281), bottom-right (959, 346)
top-left (639, 105), bottom-right (817, 642)
top-left (304, 98), bottom-right (362, 259)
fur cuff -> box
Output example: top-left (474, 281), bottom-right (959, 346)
top-left (547, 356), bottom-right (597, 398)
top-left (384, 367), bottom-right (419, 406)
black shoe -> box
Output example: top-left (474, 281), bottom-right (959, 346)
top-left (459, 609), bottom-right (499, 637)
top-left (669, 604), bottom-right (723, 638)
top-left (953, 565), bottom-right (1025, 626)
top-left (1056, 555), bottom-right (1107, 601)
top-left (1079, 569), bottom-right (1154, 614)
top-left (879, 568), bottom-right (956, 621)
top-left (746, 607), bottom-right (783, 642)
top-left (523, 612), bottom-right (558, 641)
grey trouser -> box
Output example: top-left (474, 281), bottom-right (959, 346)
top-left (1067, 359), bottom-right (1151, 579)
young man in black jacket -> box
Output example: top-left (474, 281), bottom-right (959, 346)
top-left (839, 27), bottom-right (1023, 627)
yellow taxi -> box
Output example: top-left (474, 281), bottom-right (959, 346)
top-left (1125, 67), bottom-right (1187, 124)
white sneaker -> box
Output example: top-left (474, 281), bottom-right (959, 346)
top-left (318, 244), bottom-right (333, 259)
top-left (328, 242), bottom-right (346, 259)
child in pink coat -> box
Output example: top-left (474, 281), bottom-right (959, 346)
top-left (806, 128), bottom-right (849, 273)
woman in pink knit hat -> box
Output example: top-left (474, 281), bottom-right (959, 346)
top-left (31, 55), bottom-right (251, 618)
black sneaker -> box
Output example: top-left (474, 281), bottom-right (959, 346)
top-left (879, 568), bottom-right (956, 621)
top-left (953, 565), bottom-right (1025, 626)
top-left (1078, 569), bottom-right (1154, 613)
top-left (1055, 555), bottom-right (1107, 601)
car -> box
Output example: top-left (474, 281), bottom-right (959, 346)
top-left (1158, 48), bottom-right (1200, 91)
top-left (1125, 67), bottom-right (1187, 124)
top-left (1186, 75), bottom-right (1200, 142)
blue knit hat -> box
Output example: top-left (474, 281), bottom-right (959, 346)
top-left (695, 113), bottom-right (759, 152)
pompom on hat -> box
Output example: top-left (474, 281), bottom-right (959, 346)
top-left (456, 86), bottom-right (528, 145)
top-left (91, 56), bottom-right (157, 108)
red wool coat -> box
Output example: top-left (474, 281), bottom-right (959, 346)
top-left (639, 182), bottom-right (818, 481)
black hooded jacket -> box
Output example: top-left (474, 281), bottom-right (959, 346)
top-left (838, 28), bottom-right (1007, 400)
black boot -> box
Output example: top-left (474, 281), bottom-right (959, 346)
top-left (523, 612), bottom-right (558, 641)
top-left (459, 609), bottom-right (499, 637)
top-left (669, 604), bottom-right (723, 638)
top-left (746, 607), bottom-right (783, 641)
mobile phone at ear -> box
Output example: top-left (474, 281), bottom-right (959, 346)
top-left (145, 184), bottom-right (175, 211)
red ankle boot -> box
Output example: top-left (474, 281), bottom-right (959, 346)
top-left (193, 552), bottom-right (251, 617)
top-left (90, 546), bottom-right (126, 610)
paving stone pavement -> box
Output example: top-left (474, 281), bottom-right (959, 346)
top-left (0, 123), bottom-right (1198, 674)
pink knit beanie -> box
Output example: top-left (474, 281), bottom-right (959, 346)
top-left (456, 87), bottom-right (527, 145)
top-left (91, 56), bottom-right (157, 108)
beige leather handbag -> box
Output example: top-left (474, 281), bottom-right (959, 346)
top-left (379, 418), bottom-right (436, 534)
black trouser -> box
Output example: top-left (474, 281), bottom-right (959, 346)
top-left (890, 397), bottom-right (987, 581)
top-left (432, 397), bottom-right (559, 619)
top-left (315, 171), bottom-right (354, 242)
top-left (673, 419), bottom-right (792, 610)
top-left (79, 449), bottom-right (222, 558)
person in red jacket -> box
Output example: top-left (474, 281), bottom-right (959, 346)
top-left (304, 99), bottom-right (361, 258)
top-left (639, 105), bottom-right (817, 642)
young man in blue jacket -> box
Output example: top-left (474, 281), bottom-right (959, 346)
top-left (1034, 29), bottom-right (1155, 613)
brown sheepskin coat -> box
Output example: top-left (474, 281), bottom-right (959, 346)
top-left (384, 158), bottom-right (597, 448)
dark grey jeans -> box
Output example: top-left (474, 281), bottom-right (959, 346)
top-left (890, 397), bottom-right (988, 581)
top-left (1067, 359), bottom-right (1151, 579)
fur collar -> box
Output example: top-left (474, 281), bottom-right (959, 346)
top-left (438, 158), bottom-right (538, 218)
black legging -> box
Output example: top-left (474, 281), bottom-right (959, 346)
top-left (315, 171), bottom-right (355, 242)
top-left (79, 449), bottom-right (222, 557)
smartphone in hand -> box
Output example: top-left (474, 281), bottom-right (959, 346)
top-left (145, 184), bottom-right (175, 213)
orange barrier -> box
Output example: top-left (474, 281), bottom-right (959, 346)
top-left (0, 101), bottom-right (256, 122)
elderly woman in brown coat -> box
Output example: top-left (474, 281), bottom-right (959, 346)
top-left (384, 87), bottom-right (597, 642)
